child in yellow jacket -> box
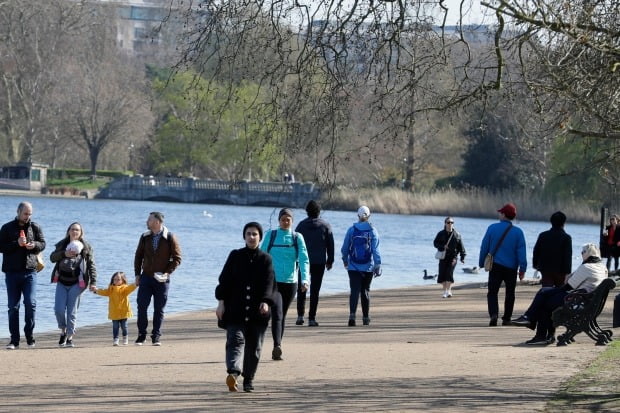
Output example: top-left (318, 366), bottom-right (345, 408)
top-left (93, 271), bottom-right (138, 346)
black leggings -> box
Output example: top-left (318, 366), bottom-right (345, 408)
top-left (271, 282), bottom-right (297, 347)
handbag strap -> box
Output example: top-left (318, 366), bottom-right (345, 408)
top-left (491, 223), bottom-right (513, 256)
top-left (444, 231), bottom-right (455, 249)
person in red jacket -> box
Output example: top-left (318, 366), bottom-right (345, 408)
top-left (602, 214), bottom-right (620, 272)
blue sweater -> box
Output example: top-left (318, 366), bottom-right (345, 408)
top-left (478, 220), bottom-right (527, 272)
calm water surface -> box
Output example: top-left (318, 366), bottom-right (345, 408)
top-left (0, 195), bottom-right (601, 339)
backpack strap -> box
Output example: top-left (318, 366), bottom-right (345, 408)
top-left (267, 230), bottom-right (277, 253)
top-left (267, 230), bottom-right (299, 259)
top-left (292, 232), bottom-right (299, 258)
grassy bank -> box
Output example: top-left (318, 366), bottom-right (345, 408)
top-left (323, 187), bottom-right (600, 224)
top-left (545, 340), bottom-right (620, 412)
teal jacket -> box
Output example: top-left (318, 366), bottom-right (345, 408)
top-left (261, 228), bottom-right (310, 285)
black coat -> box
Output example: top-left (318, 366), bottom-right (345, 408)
top-left (215, 247), bottom-right (276, 327)
top-left (532, 227), bottom-right (572, 274)
top-left (0, 219), bottom-right (46, 273)
top-left (433, 229), bottom-right (466, 261)
top-left (295, 217), bottom-right (335, 266)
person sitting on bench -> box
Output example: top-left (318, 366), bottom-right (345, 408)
top-left (511, 243), bottom-right (608, 345)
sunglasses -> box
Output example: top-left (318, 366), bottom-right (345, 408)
top-left (446, 221), bottom-right (454, 224)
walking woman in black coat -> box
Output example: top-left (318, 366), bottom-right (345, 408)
top-left (433, 217), bottom-right (466, 298)
top-left (215, 222), bottom-right (276, 393)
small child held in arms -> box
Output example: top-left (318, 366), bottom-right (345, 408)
top-left (93, 271), bottom-right (138, 346)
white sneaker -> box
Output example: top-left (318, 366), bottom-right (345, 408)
top-left (6, 343), bottom-right (17, 350)
top-left (113, 338), bottom-right (119, 346)
top-left (447, 292), bottom-right (453, 297)
top-left (122, 336), bottom-right (129, 345)
top-left (442, 292), bottom-right (448, 298)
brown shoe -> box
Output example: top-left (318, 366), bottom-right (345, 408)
top-left (226, 374), bottom-right (238, 392)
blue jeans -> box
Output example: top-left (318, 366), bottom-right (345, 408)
top-left (54, 282), bottom-right (85, 336)
top-left (137, 275), bottom-right (169, 340)
top-left (112, 319), bottom-right (128, 339)
top-left (226, 323), bottom-right (267, 382)
top-left (348, 270), bottom-right (373, 318)
top-left (5, 270), bottom-right (37, 344)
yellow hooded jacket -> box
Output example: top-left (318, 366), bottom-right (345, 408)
top-left (96, 284), bottom-right (138, 320)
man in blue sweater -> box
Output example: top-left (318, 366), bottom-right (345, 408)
top-left (479, 203), bottom-right (527, 326)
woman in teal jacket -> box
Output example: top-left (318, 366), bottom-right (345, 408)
top-left (261, 208), bottom-right (309, 361)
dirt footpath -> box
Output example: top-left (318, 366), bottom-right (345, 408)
top-left (0, 282), bottom-right (614, 412)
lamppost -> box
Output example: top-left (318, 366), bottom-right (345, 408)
top-left (128, 143), bottom-right (134, 174)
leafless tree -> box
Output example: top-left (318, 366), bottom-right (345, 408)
top-left (170, 0), bottom-right (618, 190)
top-left (171, 0), bottom-right (500, 188)
top-left (0, 0), bottom-right (86, 164)
top-left (55, 6), bottom-right (154, 176)
top-left (482, 0), bottom-right (619, 140)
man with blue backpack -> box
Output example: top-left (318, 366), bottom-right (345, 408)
top-left (341, 206), bottom-right (382, 326)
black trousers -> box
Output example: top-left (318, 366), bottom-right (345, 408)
top-left (487, 263), bottom-right (517, 322)
top-left (297, 264), bottom-right (326, 320)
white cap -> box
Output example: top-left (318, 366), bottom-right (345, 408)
top-left (357, 206), bottom-right (370, 219)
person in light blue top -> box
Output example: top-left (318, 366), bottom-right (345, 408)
top-left (341, 205), bottom-right (381, 327)
top-left (478, 203), bottom-right (527, 327)
top-left (261, 208), bottom-right (309, 361)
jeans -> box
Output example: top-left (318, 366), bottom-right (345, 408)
top-left (297, 263), bottom-right (326, 320)
top-left (54, 282), bottom-right (84, 336)
top-left (137, 275), bottom-right (169, 340)
top-left (271, 282), bottom-right (296, 347)
top-left (348, 270), bottom-right (373, 318)
top-left (487, 263), bottom-right (517, 321)
top-left (5, 271), bottom-right (37, 344)
top-left (112, 319), bottom-right (128, 339)
top-left (226, 322), bottom-right (267, 382)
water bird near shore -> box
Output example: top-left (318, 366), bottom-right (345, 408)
top-left (202, 210), bottom-right (213, 217)
top-left (462, 266), bottom-right (479, 274)
top-left (423, 269), bottom-right (437, 280)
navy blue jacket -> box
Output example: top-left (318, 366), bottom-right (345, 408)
top-left (295, 217), bottom-right (335, 266)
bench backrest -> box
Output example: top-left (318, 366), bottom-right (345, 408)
top-left (591, 277), bottom-right (617, 317)
top-left (562, 277), bottom-right (617, 317)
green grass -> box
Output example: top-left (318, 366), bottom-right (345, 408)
top-left (545, 340), bottom-right (620, 412)
top-left (46, 176), bottom-right (111, 191)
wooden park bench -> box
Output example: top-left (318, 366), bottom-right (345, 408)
top-left (551, 276), bottom-right (618, 346)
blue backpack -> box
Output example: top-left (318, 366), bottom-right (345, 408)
top-left (349, 224), bottom-right (373, 264)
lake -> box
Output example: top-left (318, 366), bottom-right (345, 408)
top-left (0, 195), bottom-right (602, 340)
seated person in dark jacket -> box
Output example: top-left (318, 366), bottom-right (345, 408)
top-left (215, 222), bottom-right (276, 393)
top-left (512, 243), bottom-right (607, 345)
